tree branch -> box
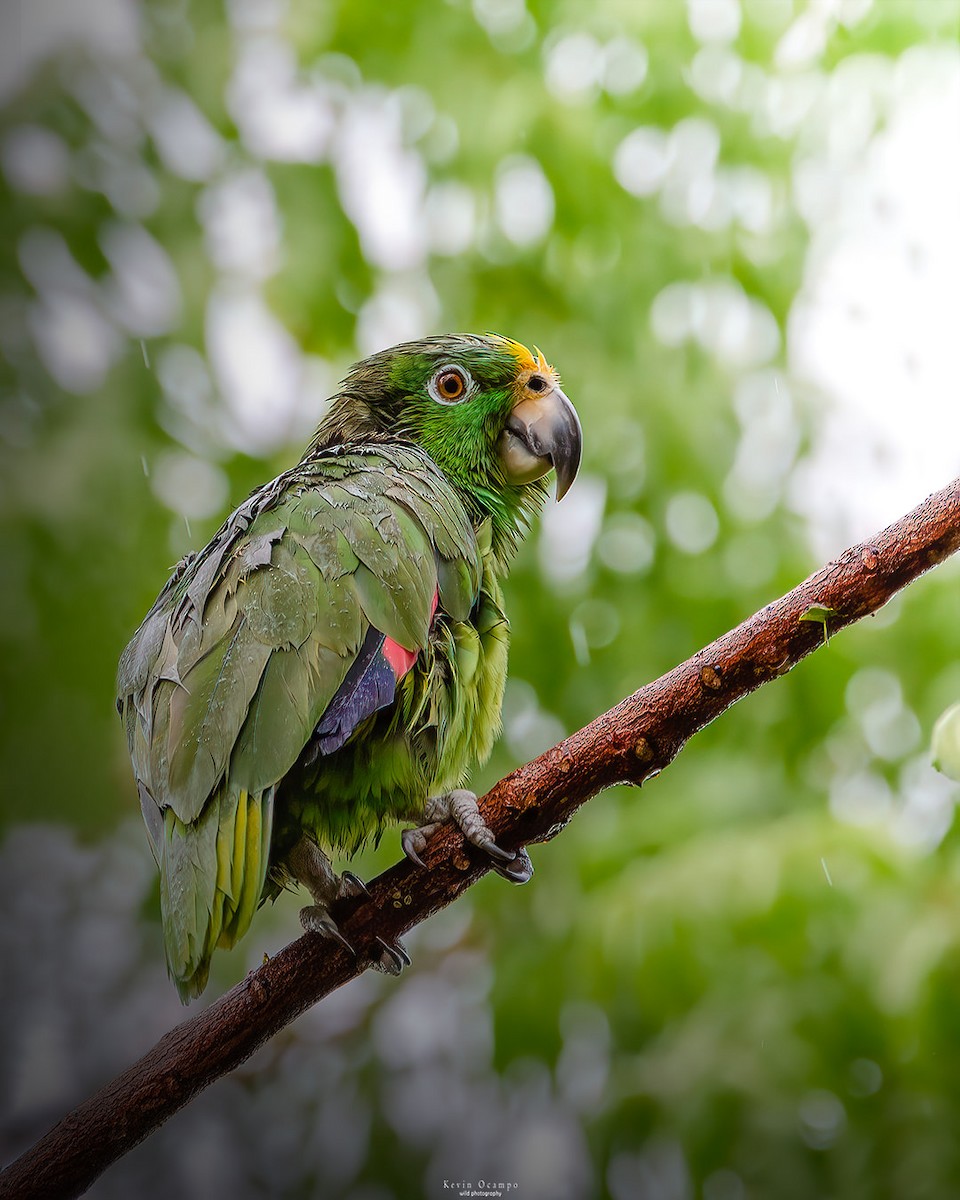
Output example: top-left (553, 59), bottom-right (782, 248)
top-left (3, 477), bottom-right (959, 1200)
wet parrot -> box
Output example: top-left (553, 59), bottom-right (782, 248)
top-left (117, 334), bottom-right (581, 1000)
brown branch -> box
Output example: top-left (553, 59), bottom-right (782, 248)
top-left (3, 477), bottom-right (959, 1200)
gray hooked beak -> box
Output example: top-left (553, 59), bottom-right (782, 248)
top-left (499, 385), bottom-right (582, 500)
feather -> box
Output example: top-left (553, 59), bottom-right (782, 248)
top-left (160, 803), bottom-right (218, 990)
top-left (295, 524), bottom-right (358, 580)
top-left (312, 626), bottom-right (400, 755)
top-left (438, 555), bottom-right (479, 622)
top-left (240, 554), bottom-right (318, 650)
top-left (239, 528), bottom-right (283, 575)
top-left (165, 620), bottom-right (272, 822)
top-left (231, 635), bottom-right (351, 793)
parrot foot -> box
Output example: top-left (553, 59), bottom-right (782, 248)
top-left (288, 836), bottom-right (368, 953)
top-left (339, 870), bottom-right (370, 899)
top-left (402, 789), bottom-right (533, 883)
top-left (494, 846), bottom-right (534, 885)
top-left (299, 904), bottom-right (356, 954)
top-left (372, 935), bottom-right (411, 976)
top-left (401, 824), bottom-right (439, 869)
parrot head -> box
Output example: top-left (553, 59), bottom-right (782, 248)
top-left (308, 334), bottom-right (581, 550)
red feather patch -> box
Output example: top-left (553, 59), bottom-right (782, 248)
top-left (382, 587), bottom-right (438, 679)
top-left (309, 588), bottom-right (441, 757)
top-left (382, 638), bottom-right (416, 677)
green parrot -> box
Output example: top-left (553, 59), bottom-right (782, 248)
top-left (117, 333), bottom-right (581, 1000)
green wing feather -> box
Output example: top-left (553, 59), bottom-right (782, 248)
top-left (118, 445), bottom-right (480, 1000)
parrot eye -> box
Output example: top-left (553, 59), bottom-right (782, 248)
top-left (429, 365), bottom-right (472, 405)
top-left (527, 374), bottom-right (547, 393)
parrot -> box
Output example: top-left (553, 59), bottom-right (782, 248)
top-left (117, 333), bottom-right (581, 1001)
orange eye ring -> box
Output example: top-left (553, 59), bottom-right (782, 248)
top-left (431, 366), bottom-right (470, 404)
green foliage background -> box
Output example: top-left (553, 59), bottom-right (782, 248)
top-left (1, 2), bottom-right (959, 1198)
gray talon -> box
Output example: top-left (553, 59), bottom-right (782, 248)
top-left (492, 847), bottom-right (534, 885)
top-left (404, 792), bottom-right (532, 886)
top-left (402, 828), bottom-right (428, 869)
top-left (391, 939), bottom-right (412, 967)
top-left (374, 935), bottom-right (411, 975)
top-left (300, 905), bottom-right (356, 954)
top-left (478, 838), bottom-right (516, 864)
top-left (340, 871), bottom-right (370, 898)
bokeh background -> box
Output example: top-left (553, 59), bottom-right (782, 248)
top-left (2, 1), bottom-right (960, 1197)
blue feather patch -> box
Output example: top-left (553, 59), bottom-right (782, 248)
top-left (311, 626), bottom-right (398, 756)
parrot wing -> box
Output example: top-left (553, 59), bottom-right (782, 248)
top-left (117, 445), bottom-right (480, 998)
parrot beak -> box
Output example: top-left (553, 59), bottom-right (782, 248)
top-left (499, 385), bottom-right (582, 500)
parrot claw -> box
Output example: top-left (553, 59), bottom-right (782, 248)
top-left (477, 837), bottom-right (516, 864)
top-left (491, 846), bottom-right (534, 885)
top-left (373, 935), bottom-right (411, 975)
top-left (288, 839), bottom-right (368, 947)
top-left (339, 871), bottom-right (370, 898)
top-left (404, 790), bottom-right (533, 884)
top-left (402, 825), bottom-right (435, 869)
top-left (299, 905), bottom-right (356, 955)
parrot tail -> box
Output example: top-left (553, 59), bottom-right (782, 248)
top-left (159, 785), bottom-right (275, 1002)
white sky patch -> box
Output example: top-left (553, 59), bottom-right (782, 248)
top-left (28, 294), bottom-right (122, 394)
top-left (614, 127), bottom-right (670, 197)
top-left (775, 9), bottom-right (829, 71)
top-left (545, 31), bottom-right (648, 103)
top-left (658, 116), bottom-right (720, 223)
top-left (495, 155), bottom-right (554, 246)
top-left (17, 225), bottom-right (124, 393)
top-left (788, 46), bottom-right (960, 553)
top-left (74, 142), bottom-right (160, 219)
top-left (18, 226), bottom-right (93, 298)
top-left (1, 125), bottom-right (71, 195)
top-left (227, 34), bottom-right (336, 163)
top-left (651, 278), bottom-right (780, 369)
top-left (544, 32), bottom-right (606, 103)
top-left (198, 167), bottom-right (282, 280)
top-left (355, 273), bottom-right (440, 357)
top-left (665, 491), bottom-right (720, 555)
top-left (724, 369), bottom-right (800, 522)
top-left (602, 36), bottom-right (649, 96)
top-left (689, 45), bottom-right (745, 107)
top-left (539, 473), bottom-right (606, 585)
top-left (61, 59), bottom-right (145, 148)
top-left (151, 450), bottom-right (229, 520)
top-left (502, 678), bottom-right (567, 763)
top-left (473, 0), bottom-right (528, 39)
top-left (596, 512), bottom-right (656, 575)
top-left (99, 221), bottom-right (181, 337)
top-left (424, 181), bottom-right (477, 257)
top-left (615, 114), bottom-right (776, 236)
top-left (335, 90), bottom-right (428, 271)
top-left (846, 667), bottom-right (920, 762)
top-left (0, 0), bottom-right (141, 106)
top-left (156, 342), bottom-right (217, 450)
top-left (226, 0), bottom-right (285, 32)
top-left (206, 285), bottom-right (320, 455)
top-left (688, 0), bottom-right (742, 45)
top-left (147, 87), bottom-right (226, 182)
top-left (892, 757), bottom-right (957, 853)
top-left (775, 0), bottom-right (874, 73)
